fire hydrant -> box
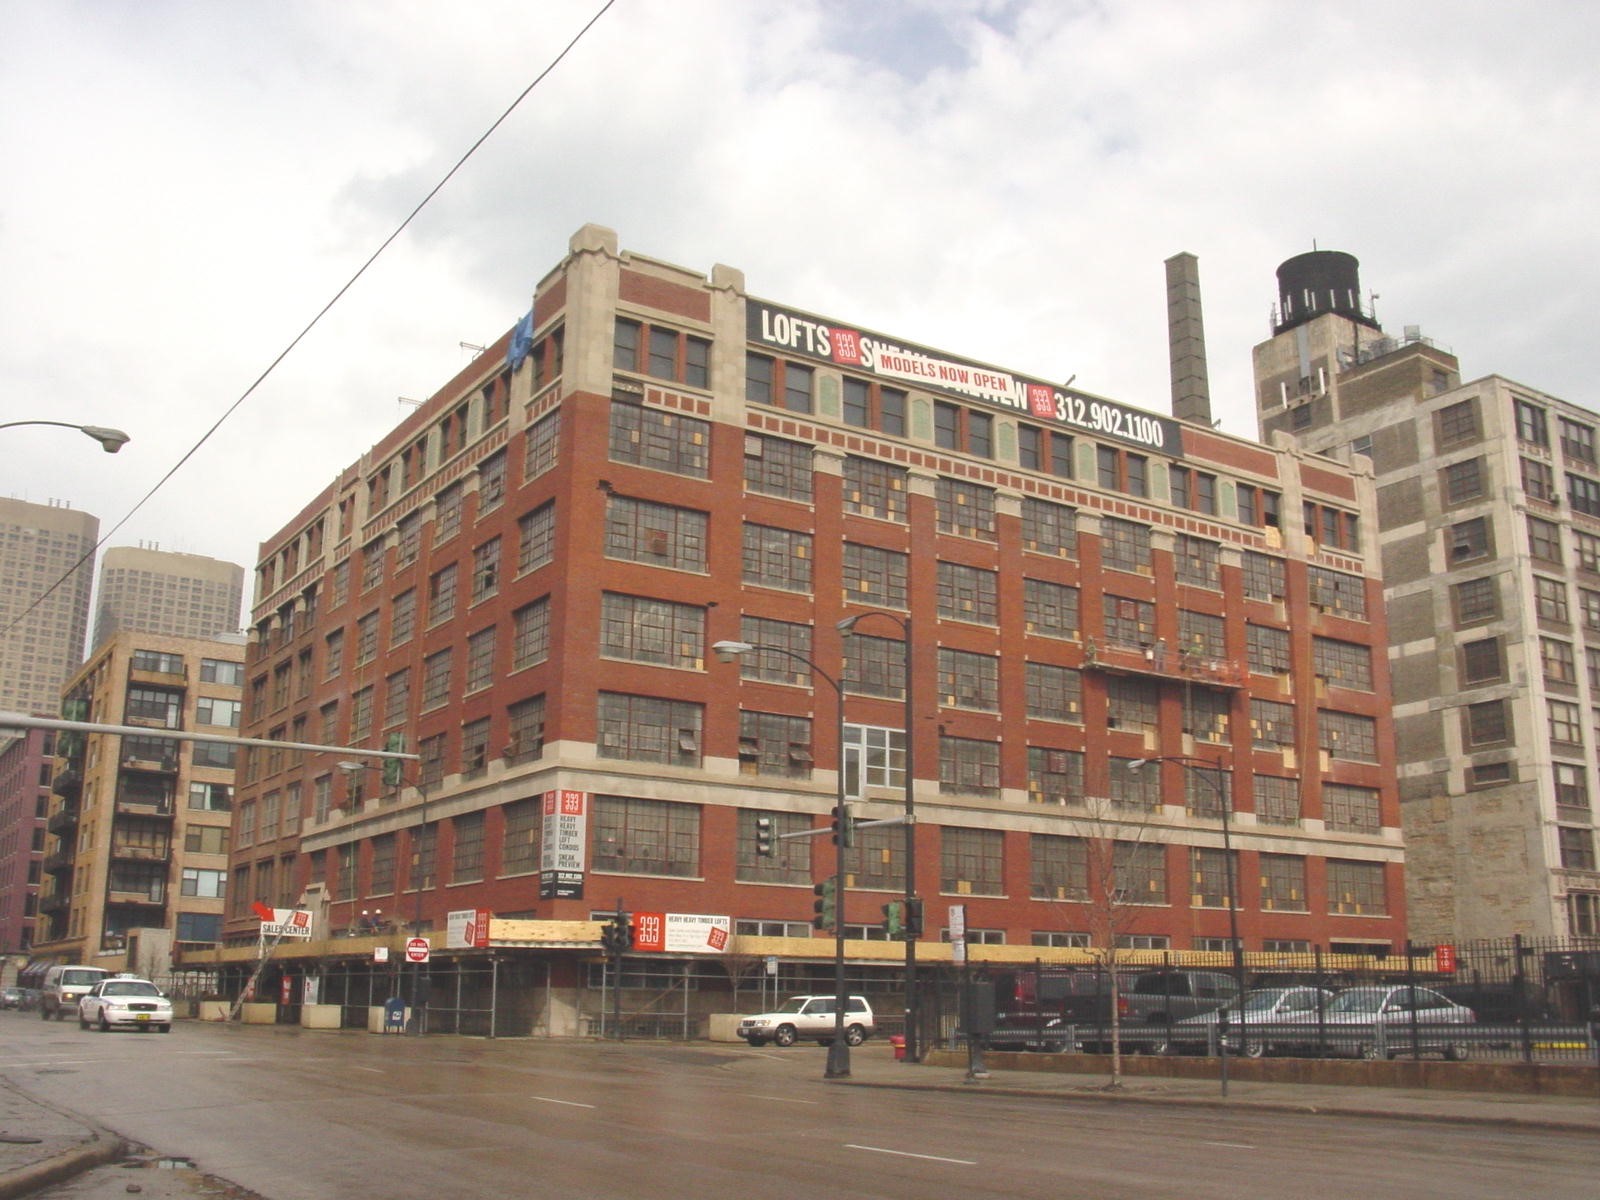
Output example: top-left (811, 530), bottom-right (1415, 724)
top-left (890, 1035), bottom-right (907, 1061)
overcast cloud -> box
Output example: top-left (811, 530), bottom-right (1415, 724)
top-left (3, 0), bottom-right (1596, 617)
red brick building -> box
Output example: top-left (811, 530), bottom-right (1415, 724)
top-left (224, 225), bottom-right (1402, 1031)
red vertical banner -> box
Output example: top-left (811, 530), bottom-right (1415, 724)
top-left (1435, 944), bottom-right (1457, 973)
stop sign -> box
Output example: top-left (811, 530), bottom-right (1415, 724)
top-left (405, 937), bottom-right (431, 963)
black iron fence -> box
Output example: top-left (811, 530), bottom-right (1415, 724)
top-left (927, 937), bottom-right (1600, 1065)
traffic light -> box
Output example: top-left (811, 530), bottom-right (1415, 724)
top-left (882, 900), bottom-right (904, 939)
top-left (830, 804), bottom-right (855, 848)
top-left (904, 897), bottom-right (924, 939)
top-left (382, 732), bottom-right (406, 788)
top-left (812, 879), bottom-right (837, 931)
top-left (602, 912), bottom-right (632, 955)
top-left (755, 815), bottom-right (774, 858)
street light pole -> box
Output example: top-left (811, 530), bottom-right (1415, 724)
top-left (1127, 755), bottom-right (1246, 1095)
top-left (837, 611), bottom-right (918, 1062)
top-left (713, 639), bottom-right (852, 1078)
top-left (0, 420), bottom-right (131, 453)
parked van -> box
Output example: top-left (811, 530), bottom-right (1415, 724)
top-left (40, 964), bottom-right (110, 1021)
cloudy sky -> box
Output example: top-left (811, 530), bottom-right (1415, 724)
top-left (3, 0), bottom-right (1596, 623)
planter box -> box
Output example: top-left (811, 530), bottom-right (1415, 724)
top-left (196, 1000), bottom-right (231, 1022)
top-left (239, 1002), bottom-right (277, 1025)
top-left (300, 1003), bottom-right (343, 1030)
top-left (708, 1013), bottom-right (747, 1042)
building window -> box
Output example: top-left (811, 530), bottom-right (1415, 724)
top-left (1031, 834), bottom-right (1087, 900)
top-left (842, 457), bottom-right (908, 521)
top-left (1570, 893), bottom-right (1600, 938)
top-left (737, 711), bottom-right (812, 779)
top-left (1318, 710), bottom-right (1377, 762)
top-left (1307, 566), bottom-right (1367, 619)
top-left (506, 695), bottom-right (546, 763)
top-left (1236, 484), bottom-right (1282, 530)
top-left (1313, 637), bottom-right (1373, 690)
top-left (348, 687), bottom-right (373, 745)
top-left (384, 669), bottom-right (411, 728)
top-left (737, 616), bottom-right (814, 686)
top-left (1303, 502), bottom-right (1361, 553)
top-left (744, 434), bottom-right (813, 502)
top-left (1179, 610), bottom-right (1226, 661)
top-left (471, 538), bottom-right (501, 603)
top-left (841, 631), bottom-right (905, 700)
top-left (1448, 517), bottom-right (1493, 564)
top-left (851, 823), bottom-right (905, 892)
top-left (427, 565), bottom-right (458, 626)
top-left (1324, 783), bottom-right (1381, 833)
top-left (1567, 474), bottom-right (1600, 517)
top-left (1019, 425), bottom-right (1074, 478)
top-left (841, 542), bottom-right (908, 608)
top-left (1113, 842), bottom-right (1168, 905)
top-left (477, 452), bottom-right (507, 516)
top-left (1100, 517), bottom-right (1152, 574)
top-left (1026, 747), bottom-right (1084, 806)
top-left (421, 649), bottom-right (453, 712)
top-left (500, 797), bottom-right (541, 876)
top-left (1514, 398), bottom-right (1548, 447)
top-left (1250, 699), bottom-right (1295, 749)
top-left (1466, 699), bottom-right (1510, 746)
top-left (1023, 578), bottom-right (1079, 640)
top-left (1170, 466), bottom-right (1218, 515)
top-left (938, 648), bottom-right (999, 711)
top-left (196, 697), bottom-right (242, 728)
top-left (1561, 416), bottom-right (1597, 464)
top-left (1436, 397), bottom-right (1480, 447)
top-left (1190, 848), bottom-right (1236, 909)
top-left (1521, 457), bottom-right (1557, 502)
top-left (600, 593), bottom-right (704, 669)
top-left (1259, 854), bottom-right (1307, 912)
top-left (464, 627), bottom-right (497, 693)
top-left (1242, 551), bottom-right (1287, 601)
top-left (1327, 860), bottom-right (1387, 915)
top-left (1107, 676), bottom-right (1159, 735)
top-left (1542, 637), bottom-right (1577, 685)
top-left (1097, 447), bottom-right (1149, 497)
top-left (523, 408), bottom-right (560, 480)
top-left (1549, 699), bottom-right (1583, 747)
top-left (1555, 763), bottom-right (1590, 816)
top-left (1461, 638), bottom-right (1503, 684)
top-left (736, 808), bottom-right (811, 884)
top-left (935, 478), bottom-right (997, 538)
top-left (608, 397), bottom-right (711, 478)
top-left (937, 562), bottom-right (998, 624)
top-left (517, 502), bottom-right (556, 575)
top-left (511, 597), bottom-right (551, 670)
top-left (354, 611), bottom-right (379, 665)
top-left (742, 524), bottom-right (814, 593)
top-left (596, 693), bottom-right (702, 767)
top-left (605, 495), bottom-right (708, 571)
top-left (367, 835), bottom-right (396, 895)
top-left (939, 735), bottom-right (1000, 799)
top-left (1103, 594), bottom-right (1157, 647)
top-left (1175, 536), bottom-right (1221, 589)
top-left (1025, 662), bottom-right (1083, 723)
top-left (941, 827), bottom-right (1004, 896)
top-left (592, 795), bottom-right (699, 877)
top-left (784, 363), bottom-right (814, 413)
top-left (842, 724), bottom-right (906, 795)
top-left (1246, 624), bottom-right (1291, 675)
top-left (1441, 458), bottom-right (1485, 506)
top-left (1021, 498), bottom-right (1078, 557)
top-left (451, 812), bottom-right (486, 882)
top-left (745, 352), bottom-right (774, 406)
top-left (1254, 774), bottom-right (1300, 825)
top-left (1109, 757), bottom-right (1160, 811)
top-left (1533, 576), bottom-right (1570, 624)
top-left (407, 825), bottom-right (437, 892)
top-left (435, 484), bottom-right (463, 542)
top-left (1453, 577), bottom-right (1500, 625)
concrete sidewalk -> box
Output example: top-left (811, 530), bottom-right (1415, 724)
top-left (0, 1077), bottom-right (123, 1200)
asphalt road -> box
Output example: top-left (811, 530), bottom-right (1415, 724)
top-left (4, 1017), bottom-right (1595, 1200)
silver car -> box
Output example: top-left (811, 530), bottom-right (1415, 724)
top-left (1305, 985), bottom-right (1475, 1060)
top-left (1169, 986), bottom-right (1335, 1057)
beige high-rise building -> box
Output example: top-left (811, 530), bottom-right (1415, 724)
top-left (0, 498), bottom-right (99, 718)
top-left (1252, 250), bottom-right (1600, 944)
top-left (93, 546), bottom-right (245, 649)
top-left (35, 630), bottom-right (244, 978)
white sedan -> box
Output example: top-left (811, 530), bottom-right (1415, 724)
top-left (78, 977), bottom-right (173, 1033)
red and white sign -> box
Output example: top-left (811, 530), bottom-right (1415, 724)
top-left (1435, 944), bottom-right (1458, 974)
top-left (405, 937), bottom-right (431, 964)
top-left (446, 908), bottom-right (491, 949)
top-left (540, 790), bottom-right (588, 900)
top-left (630, 912), bottom-right (731, 954)
top-left (280, 975), bottom-right (294, 1005)
top-left (259, 908), bottom-right (315, 940)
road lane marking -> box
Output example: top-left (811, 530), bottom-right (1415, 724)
top-left (531, 1095), bottom-right (596, 1109)
top-left (846, 1145), bottom-right (976, 1165)
top-left (352, 1066), bottom-right (386, 1074)
top-left (1203, 1141), bottom-right (1256, 1150)
top-left (742, 1094), bottom-right (819, 1105)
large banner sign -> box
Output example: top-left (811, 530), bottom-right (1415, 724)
top-left (540, 790), bottom-right (588, 900)
top-left (631, 912), bottom-right (732, 954)
top-left (748, 301), bottom-right (1179, 455)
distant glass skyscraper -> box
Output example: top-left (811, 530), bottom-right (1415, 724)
top-left (93, 546), bottom-right (245, 649)
top-left (0, 497), bottom-right (98, 717)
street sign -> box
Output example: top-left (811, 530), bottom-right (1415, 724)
top-left (258, 908), bottom-right (315, 940)
top-left (405, 937), bottom-right (431, 964)
top-left (446, 908), bottom-right (491, 949)
top-left (1435, 943), bottom-right (1458, 973)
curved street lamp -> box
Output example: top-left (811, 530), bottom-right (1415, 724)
top-left (713, 638), bottom-right (853, 1079)
top-left (0, 420), bottom-right (131, 453)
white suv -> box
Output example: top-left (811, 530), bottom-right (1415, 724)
top-left (738, 994), bottom-right (875, 1047)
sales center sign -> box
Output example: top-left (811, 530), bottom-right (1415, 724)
top-left (749, 301), bottom-right (1179, 455)
top-left (539, 789), bottom-right (588, 900)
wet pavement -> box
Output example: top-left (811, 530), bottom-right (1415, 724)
top-left (1, 1030), bottom-right (1595, 1199)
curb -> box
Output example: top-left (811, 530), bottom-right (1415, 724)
top-left (837, 1077), bottom-right (1600, 1135)
top-left (0, 1135), bottom-right (127, 1200)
